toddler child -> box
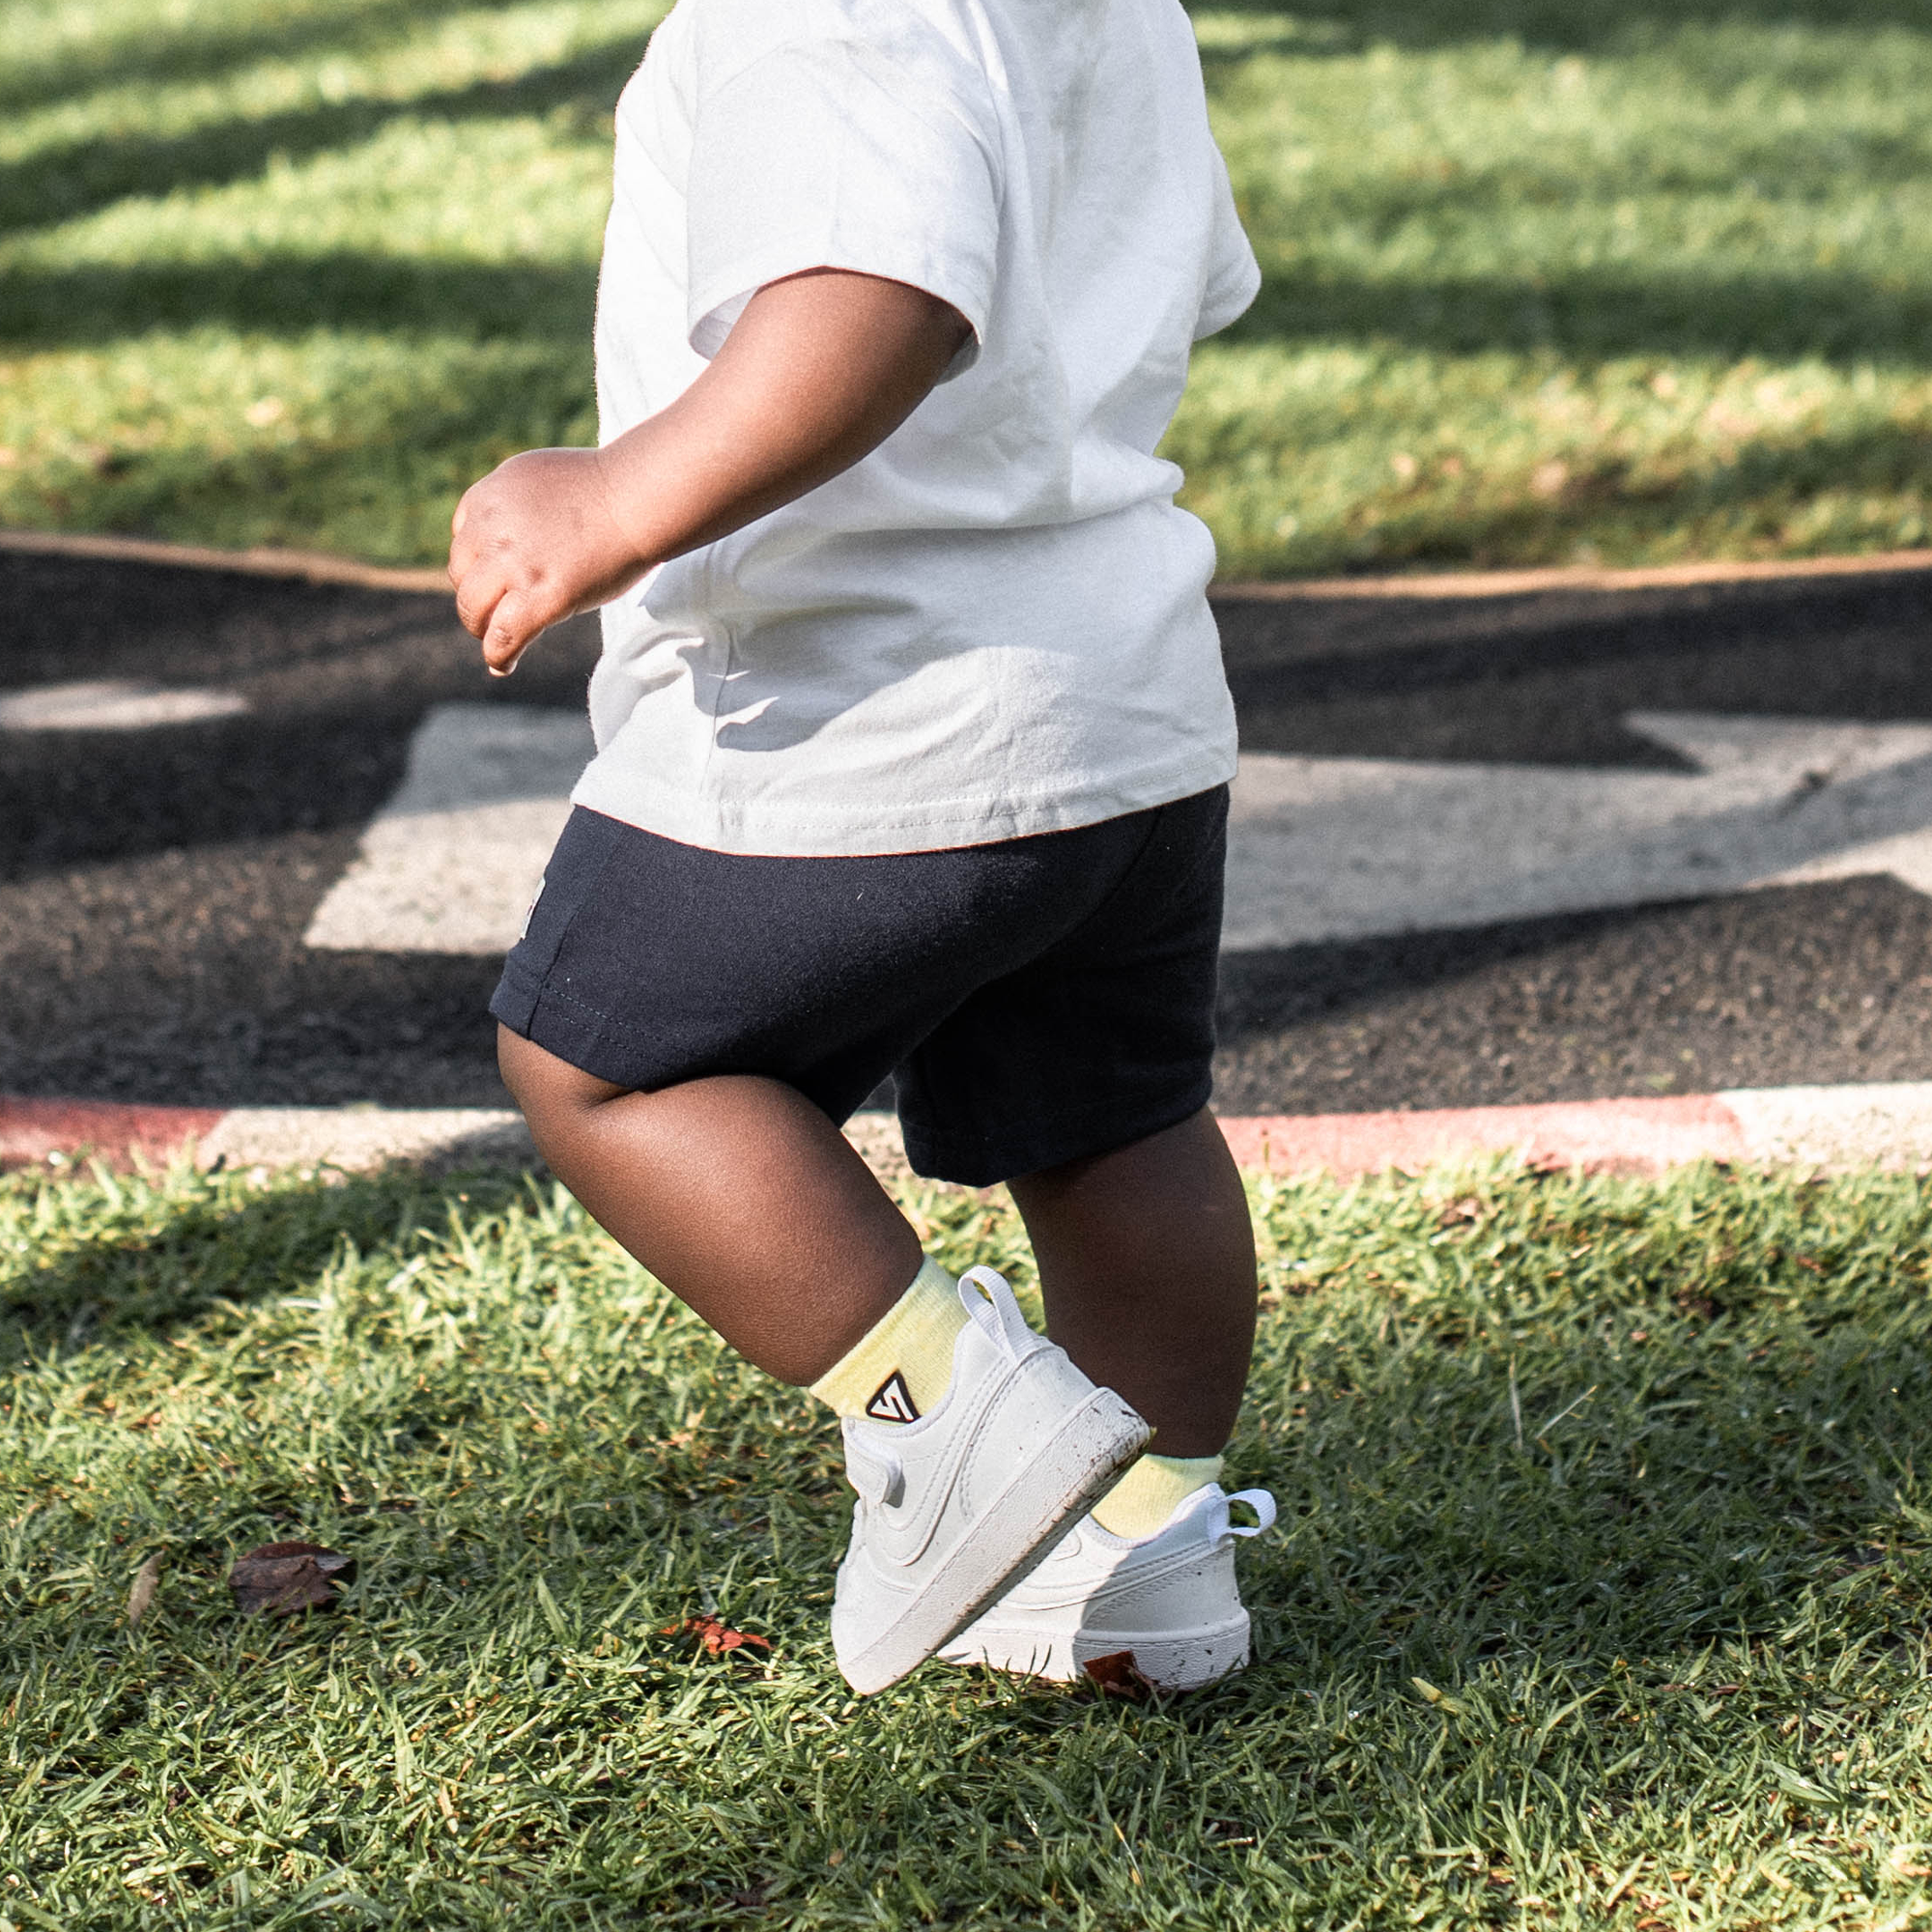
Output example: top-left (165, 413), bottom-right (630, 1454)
top-left (448, 0), bottom-right (1275, 1692)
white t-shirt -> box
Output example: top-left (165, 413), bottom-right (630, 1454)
top-left (572, 0), bottom-right (1260, 855)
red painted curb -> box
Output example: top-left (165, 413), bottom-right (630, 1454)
top-left (0, 1096), bottom-right (225, 1171)
top-left (1218, 1094), bottom-right (1747, 1180)
top-left (0, 1091), bottom-right (1763, 1180)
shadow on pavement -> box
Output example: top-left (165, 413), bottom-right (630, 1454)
top-left (6, 550), bottom-right (1932, 1112)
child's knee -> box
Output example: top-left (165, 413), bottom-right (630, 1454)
top-left (497, 1025), bottom-right (629, 1127)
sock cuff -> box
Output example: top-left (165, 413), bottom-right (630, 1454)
top-left (1092, 1451), bottom-right (1224, 1541)
top-left (810, 1257), bottom-right (965, 1422)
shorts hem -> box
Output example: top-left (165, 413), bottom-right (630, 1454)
top-left (489, 970), bottom-right (666, 1094)
top-left (488, 959), bottom-right (542, 1037)
top-left (900, 1075), bottom-right (1214, 1190)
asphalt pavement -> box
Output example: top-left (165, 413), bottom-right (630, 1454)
top-left (3, 541), bottom-right (1930, 1119)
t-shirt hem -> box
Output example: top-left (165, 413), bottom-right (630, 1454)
top-left (1195, 259), bottom-right (1263, 340)
top-left (568, 748), bottom-right (1236, 857)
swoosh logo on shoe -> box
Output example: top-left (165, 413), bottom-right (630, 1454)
top-left (857, 1355), bottom-right (1016, 1572)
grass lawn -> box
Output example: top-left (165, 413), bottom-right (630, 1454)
top-left (3, 0), bottom-right (1930, 573)
top-left (7, 1156), bottom-right (1932, 1927)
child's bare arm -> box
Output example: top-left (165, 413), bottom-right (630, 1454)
top-left (448, 268), bottom-right (970, 675)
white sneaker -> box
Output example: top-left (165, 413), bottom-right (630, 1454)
top-left (830, 1266), bottom-right (1151, 1695)
top-left (939, 1482), bottom-right (1277, 1691)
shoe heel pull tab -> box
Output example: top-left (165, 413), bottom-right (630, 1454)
top-left (1223, 1489), bottom-right (1277, 1538)
top-left (956, 1265), bottom-right (1039, 1357)
top-left (841, 1423), bottom-right (904, 1508)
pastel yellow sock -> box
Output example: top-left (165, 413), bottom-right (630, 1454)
top-left (810, 1258), bottom-right (967, 1425)
top-left (1093, 1453), bottom-right (1224, 1540)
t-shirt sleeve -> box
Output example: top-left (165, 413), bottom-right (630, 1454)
top-left (1195, 146), bottom-right (1261, 340)
top-left (685, 28), bottom-right (1002, 374)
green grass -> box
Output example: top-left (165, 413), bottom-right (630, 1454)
top-left (8, 1157), bottom-right (1932, 1927)
top-left (2, 0), bottom-right (1929, 572)
top-left (1185, 6), bottom-right (1932, 573)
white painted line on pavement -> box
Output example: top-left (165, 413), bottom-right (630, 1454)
top-left (0, 679), bottom-right (249, 730)
top-left (193, 1102), bottom-right (895, 1178)
top-left (304, 703), bottom-right (594, 953)
top-left (1225, 712), bottom-right (1932, 950)
top-left (309, 703), bottom-right (1932, 957)
top-left (1718, 1081), bottom-right (1932, 1169)
top-left (1223, 1081), bottom-right (1932, 1178)
top-left (197, 1105), bottom-right (534, 1174)
top-left (20, 1086), bottom-right (1932, 1179)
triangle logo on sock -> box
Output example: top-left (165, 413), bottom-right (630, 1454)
top-left (864, 1371), bottom-right (921, 1424)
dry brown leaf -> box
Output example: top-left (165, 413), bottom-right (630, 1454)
top-left (1080, 1650), bottom-right (1157, 1699)
top-left (228, 1541), bottom-right (355, 1617)
top-left (127, 1551), bottom-right (164, 1628)
top-left (662, 1614), bottom-right (772, 1658)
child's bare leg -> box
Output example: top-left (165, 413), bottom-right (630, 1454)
top-left (500, 1030), bottom-right (1253, 1445)
top-left (1007, 1108), bottom-right (1256, 1459)
top-left (498, 1028), bottom-right (922, 1385)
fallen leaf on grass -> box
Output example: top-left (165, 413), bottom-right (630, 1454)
top-left (1411, 1675), bottom-right (1470, 1715)
top-left (662, 1614), bottom-right (772, 1658)
top-left (228, 1541), bottom-right (355, 1617)
top-left (127, 1552), bottom-right (164, 1628)
top-left (1080, 1650), bottom-right (1157, 1699)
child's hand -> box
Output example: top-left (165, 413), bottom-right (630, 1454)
top-left (450, 270), bottom-right (968, 678)
top-left (448, 447), bottom-right (650, 676)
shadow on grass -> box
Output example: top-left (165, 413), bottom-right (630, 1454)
top-left (0, 254), bottom-right (598, 350)
top-left (1, 39), bottom-right (646, 242)
top-left (8, 1163), bottom-right (1928, 1685)
top-left (0, 1165), bottom-right (509, 1361)
top-left (0, 313), bottom-right (596, 563)
top-left (14, 0), bottom-right (1925, 131)
top-left (0, 0), bottom-right (562, 119)
top-left (1189, 0), bottom-right (1932, 54)
top-left (1228, 264), bottom-right (1932, 365)
top-left (11, 253), bottom-right (1928, 374)
top-left (1236, 1168), bottom-right (1932, 1690)
top-left (1228, 123), bottom-right (1932, 217)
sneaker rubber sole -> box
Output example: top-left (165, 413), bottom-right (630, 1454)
top-left (836, 1385), bottom-right (1149, 1695)
top-left (945, 1609), bottom-right (1252, 1691)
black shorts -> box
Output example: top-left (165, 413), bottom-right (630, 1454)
top-left (490, 786), bottom-right (1227, 1187)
